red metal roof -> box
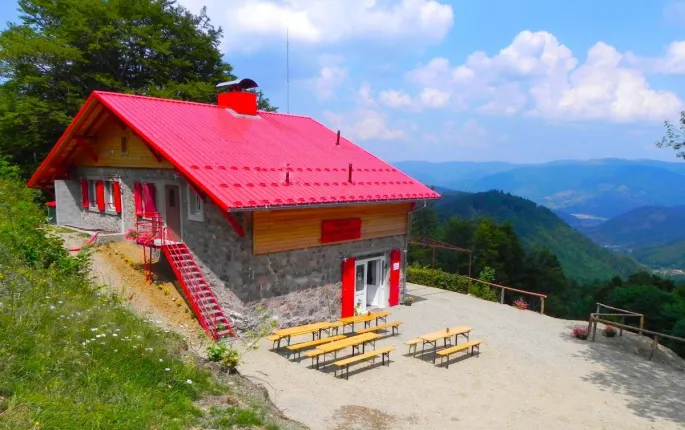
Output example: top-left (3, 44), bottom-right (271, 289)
top-left (30, 91), bottom-right (440, 210)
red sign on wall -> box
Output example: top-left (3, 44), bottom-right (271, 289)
top-left (321, 218), bottom-right (362, 244)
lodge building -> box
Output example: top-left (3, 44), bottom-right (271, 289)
top-left (28, 78), bottom-right (440, 337)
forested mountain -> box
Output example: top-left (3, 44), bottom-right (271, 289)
top-left (584, 206), bottom-right (685, 247)
top-left (431, 190), bottom-right (642, 282)
top-left (396, 158), bottom-right (685, 219)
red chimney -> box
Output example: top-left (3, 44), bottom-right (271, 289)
top-left (216, 78), bottom-right (259, 116)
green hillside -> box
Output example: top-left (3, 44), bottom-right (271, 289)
top-left (632, 239), bottom-right (685, 269)
top-left (434, 190), bottom-right (643, 282)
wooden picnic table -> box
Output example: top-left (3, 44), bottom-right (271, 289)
top-left (338, 311), bottom-right (390, 333)
top-left (271, 322), bottom-right (339, 350)
top-left (310, 332), bottom-right (380, 369)
top-left (419, 326), bottom-right (472, 363)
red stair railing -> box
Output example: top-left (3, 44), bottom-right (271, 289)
top-left (134, 212), bottom-right (235, 340)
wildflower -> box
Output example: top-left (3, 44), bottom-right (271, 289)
top-left (112, 333), bottom-right (118, 337)
top-left (159, 359), bottom-right (163, 362)
top-left (165, 368), bottom-right (171, 371)
top-left (186, 379), bottom-right (193, 384)
top-left (90, 328), bottom-right (98, 332)
top-left (49, 305), bottom-right (56, 310)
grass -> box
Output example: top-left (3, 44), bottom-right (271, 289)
top-left (0, 163), bottom-right (287, 429)
top-left (0, 248), bottom-right (281, 429)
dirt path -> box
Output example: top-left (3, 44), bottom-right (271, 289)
top-left (60, 231), bottom-right (209, 352)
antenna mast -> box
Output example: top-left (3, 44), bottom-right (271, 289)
top-left (286, 27), bottom-right (290, 114)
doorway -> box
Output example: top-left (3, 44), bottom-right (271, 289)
top-left (354, 256), bottom-right (386, 313)
top-left (164, 185), bottom-right (181, 240)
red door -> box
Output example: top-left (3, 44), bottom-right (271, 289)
top-left (341, 257), bottom-right (356, 317)
top-left (388, 249), bottom-right (401, 307)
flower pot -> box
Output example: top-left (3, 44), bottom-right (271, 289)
top-left (605, 331), bottom-right (617, 338)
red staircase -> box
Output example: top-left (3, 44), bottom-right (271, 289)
top-left (135, 213), bottom-right (235, 340)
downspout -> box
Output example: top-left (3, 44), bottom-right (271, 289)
top-left (402, 202), bottom-right (420, 303)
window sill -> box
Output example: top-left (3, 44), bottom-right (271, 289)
top-left (188, 215), bottom-right (204, 222)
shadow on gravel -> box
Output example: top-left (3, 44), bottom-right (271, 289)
top-left (560, 327), bottom-right (685, 426)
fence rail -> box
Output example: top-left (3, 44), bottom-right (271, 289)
top-left (463, 276), bottom-right (548, 315)
top-left (586, 315), bottom-right (685, 361)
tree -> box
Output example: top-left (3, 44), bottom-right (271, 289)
top-left (0, 0), bottom-right (277, 176)
top-left (656, 111), bottom-right (685, 158)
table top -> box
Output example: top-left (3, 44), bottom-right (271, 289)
top-left (273, 321), bottom-right (335, 337)
top-left (316, 332), bottom-right (380, 353)
top-left (419, 326), bottom-right (472, 342)
top-left (338, 311), bottom-right (390, 325)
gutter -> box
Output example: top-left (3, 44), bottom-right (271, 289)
top-left (226, 197), bottom-right (440, 213)
top-left (401, 200), bottom-right (423, 303)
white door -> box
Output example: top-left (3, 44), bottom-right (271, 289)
top-left (355, 261), bottom-right (367, 313)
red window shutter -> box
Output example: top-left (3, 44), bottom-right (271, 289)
top-left (80, 179), bottom-right (89, 208)
top-left (341, 257), bottom-right (356, 318)
top-left (113, 181), bottom-right (122, 213)
top-left (133, 182), bottom-right (143, 216)
top-left (95, 180), bottom-right (105, 211)
top-left (142, 183), bottom-right (157, 216)
top-left (388, 249), bottom-right (401, 307)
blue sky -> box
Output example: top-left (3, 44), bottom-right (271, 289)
top-left (3, 0), bottom-right (685, 164)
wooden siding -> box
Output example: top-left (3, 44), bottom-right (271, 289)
top-left (73, 116), bottom-right (174, 169)
top-left (253, 203), bottom-right (410, 254)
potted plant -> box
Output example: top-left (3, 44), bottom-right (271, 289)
top-left (404, 296), bottom-right (414, 306)
top-left (513, 297), bottom-right (528, 310)
top-left (603, 324), bottom-right (618, 338)
top-left (572, 326), bottom-right (588, 340)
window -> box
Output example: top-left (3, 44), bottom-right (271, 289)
top-left (104, 180), bottom-right (114, 211)
top-left (87, 180), bottom-right (97, 208)
top-left (187, 184), bottom-right (204, 222)
top-left (120, 136), bottom-right (128, 155)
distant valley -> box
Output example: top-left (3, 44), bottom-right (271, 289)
top-left (395, 158), bottom-right (685, 274)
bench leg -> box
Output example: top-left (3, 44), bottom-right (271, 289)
top-left (445, 353), bottom-right (450, 369)
top-left (346, 364), bottom-right (350, 380)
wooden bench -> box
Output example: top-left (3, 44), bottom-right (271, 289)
top-left (404, 338), bottom-right (422, 356)
top-left (333, 346), bottom-right (396, 379)
top-left (267, 335), bottom-right (284, 350)
top-left (286, 334), bottom-right (346, 360)
top-left (355, 321), bottom-right (402, 336)
top-left (436, 340), bottom-right (483, 368)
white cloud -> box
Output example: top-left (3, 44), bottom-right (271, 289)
top-left (314, 66), bottom-right (347, 100)
top-left (405, 30), bottom-right (685, 123)
top-left (378, 89), bottom-right (413, 109)
top-left (357, 82), bottom-right (377, 107)
top-left (419, 88), bottom-right (451, 108)
top-left (654, 41), bottom-right (685, 74)
top-left (323, 108), bottom-right (406, 142)
top-left (179, 0), bottom-right (454, 53)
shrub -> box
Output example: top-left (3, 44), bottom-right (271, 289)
top-left (468, 282), bottom-right (499, 302)
top-left (406, 264), bottom-right (470, 294)
top-left (603, 324), bottom-right (618, 337)
top-left (572, 326), bottom-right (589, 340)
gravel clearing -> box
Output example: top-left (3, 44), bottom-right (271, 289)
top-left (239, 282), bottom-right (685, 430)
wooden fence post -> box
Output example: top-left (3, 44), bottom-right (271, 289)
top-left (591, 320), bottom-right (598, 341)
top-left (649, 335), bottom-right (660, 361)
top-left (639, 316), bottom-right (644, 336)
top-left (540, 297), bottom-right (545, 315)
top-left (500, 288), bottom-right (505, 304)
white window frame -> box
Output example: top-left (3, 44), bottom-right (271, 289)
top-left (104, 180), bottom-right (116, 213)
top-left (187, 184), bottom-right (204, 222)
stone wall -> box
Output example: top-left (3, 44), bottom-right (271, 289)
top-left (184, 202), bottom-right (406, 328)
top-left (60, 166), bottom-right (407, 328)
top-left (54, 179), bottom-right (82, 226)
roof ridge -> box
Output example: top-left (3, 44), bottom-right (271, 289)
top-left (94, 91), bottom-right (226, 109)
